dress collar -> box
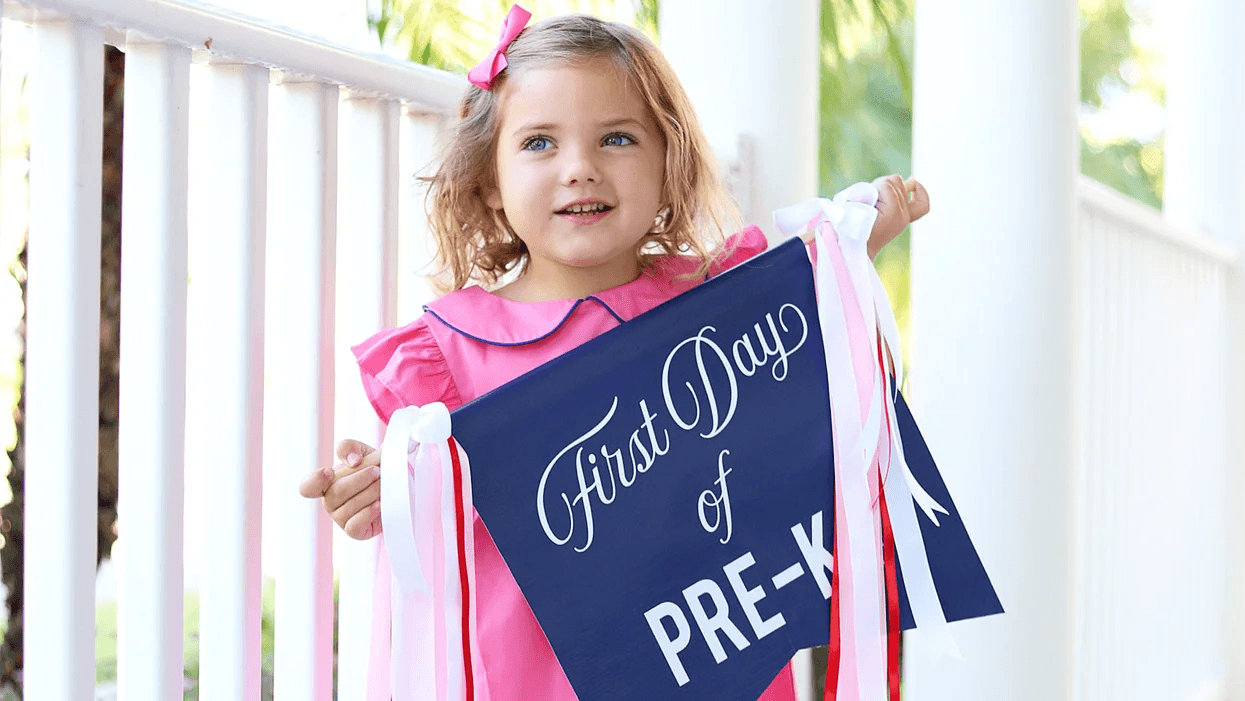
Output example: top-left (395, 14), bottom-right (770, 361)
top-left (423, 263), bottom-right (687, 347)
top-left (422, 226), bottom-right (767, 347)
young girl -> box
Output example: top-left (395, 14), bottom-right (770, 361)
top-left (299, 8), bottom-right (928, 700)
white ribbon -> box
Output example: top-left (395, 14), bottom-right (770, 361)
top-left (775, 186), bottom-right (959, 699)
top-left (381, 405), bottom-right (436, 598)
top-left (379, 402), bottom-right (479, 701)
top-left (810, 225), bottom-right (888, 701)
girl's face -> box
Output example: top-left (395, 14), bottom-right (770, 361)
top-left (487, 59), bottom-right (667, 297)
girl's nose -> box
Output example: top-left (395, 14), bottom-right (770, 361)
top-left (562, 146), bottom-right (601, 185)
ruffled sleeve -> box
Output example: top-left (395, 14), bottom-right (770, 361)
top-left (351, 316), bottom-right (464, 424)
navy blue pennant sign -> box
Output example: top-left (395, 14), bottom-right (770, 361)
top-left (450, 239), bottom-right (1001, 701)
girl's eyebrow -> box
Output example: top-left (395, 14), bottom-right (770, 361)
top-left (511, 118), bottom-right (647, 138)
top-left (600, 117), bottom-right (646, 131)
top-left (513, 122), bottom-right (559, 137)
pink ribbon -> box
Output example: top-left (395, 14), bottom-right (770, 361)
top-left (468, 5), bottom-right (532, 90)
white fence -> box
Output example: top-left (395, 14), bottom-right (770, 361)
top-left (1074, 177), bottom-right (1238, 701)
top-left (4, 0), bottom-right (462, 698)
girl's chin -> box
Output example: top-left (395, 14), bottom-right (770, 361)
top-left (541, 245), bottom-right (638, 270)
top-left (557, 253), bottom-right (638, 271)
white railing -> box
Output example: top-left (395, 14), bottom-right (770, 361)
top-left (1073, 177), bottom-right (1238, 701)
top-left (3, 0), bottom-right (463, 698)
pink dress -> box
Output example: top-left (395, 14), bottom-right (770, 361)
top-left (354, 227), bottom-right (797, 701)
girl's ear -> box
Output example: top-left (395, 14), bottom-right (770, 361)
top-left (484, 187), bottom-right (503, 210)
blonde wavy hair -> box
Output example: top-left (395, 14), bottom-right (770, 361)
top-left (424, 13), bottom-right (741, 292)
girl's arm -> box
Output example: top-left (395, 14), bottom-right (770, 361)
top-left (799, 175), bottom-right (930, 259)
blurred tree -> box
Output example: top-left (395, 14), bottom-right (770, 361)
top-left (99, 44), bottom-right (122, 571)
top-left (370, 0), bottom-right (628, 69)
top-left (1079, 0), bottom-right (1163, 208)
top-left (817, 0), bottom-right (916, 363)
top-left (0, 251), bottom-right (23, 700)
top-left (814, 0), bottom-right (1165, 363)
top-left (369, 0), bottom-right (477, 72)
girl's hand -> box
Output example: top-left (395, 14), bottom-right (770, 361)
top-left (868, 175), bottom-right (929, 259)
top-left (298, 438), bottom-right (383, 540)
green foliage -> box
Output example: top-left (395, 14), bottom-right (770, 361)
top-left (369, 0), bottom-right (479, 72)
top-left (822, 0), bottom-right (912, 103)
top-left (635, 0), bottom-right (660, 39)
top-left (373, 0), bottom-right (629, 69)
top-left (1080, 0), bottom-right (1162, 108)
top-left (1082, 137), bottom-right (1163, 209)
top-left (95, 579), bottom-right (279, 698)
top-left (819, 15), bottom-right (912, 198)
top-left (1078, 0), bottom-right (1164, 208)
top-left (1080, 0), bottom-right (1135, 107)
top-left (816, 0), bottom-right (1166, 360)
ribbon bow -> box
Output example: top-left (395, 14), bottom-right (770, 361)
top-left (468, 4), bottom-right (532, 90)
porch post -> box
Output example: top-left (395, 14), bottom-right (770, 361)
top-left (658, 0), bottom-right (819, 237)
top-left (1164, 1), bottom-right (1245, 697)
top-left (906, 1), bottom-right (1079, 699)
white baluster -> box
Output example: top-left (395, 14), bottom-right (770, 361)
top-left (333, 93), bottom-right (400, 701)
top-left (117, 40), bottom-right (191, 701)
top-left (268, 79), bottom-right (338, 701)
top-left (23, 18), bottom-right (103, 700)
top-left (188, 62), bottom-right (268, 701)
top-left (397, 110), bottom-right (443, 321)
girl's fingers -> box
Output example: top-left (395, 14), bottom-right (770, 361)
top-left (884, 174), bottom-right (905, 203)
top-left (323, 464), bottom-right (381, 512)
top-left (907, 178), bottom-right (931, 221)
top-left (341, 500), bottom-right (383, 540)
top-left (332, 476), bottom-right (382, 527)
top-left (335, 438), bottom-right (377, 468)
top-left (879, 175), bottom-right (908, 219)
top-left (298, 467), bottom-right (336, 499)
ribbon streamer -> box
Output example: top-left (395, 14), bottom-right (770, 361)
top-left (377, 403), bottom-right (480, 701)
top-left (775, 185), bottom-right (959, 701)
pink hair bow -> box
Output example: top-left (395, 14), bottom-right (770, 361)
top-left (468, 4), bottom-right (532, 90)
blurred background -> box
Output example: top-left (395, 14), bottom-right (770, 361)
top-left (0, 0), bottom-right (1233, 699)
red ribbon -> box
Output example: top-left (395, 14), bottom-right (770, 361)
top-left (824, 337), bottom-right (903, 700)
top-left (880, 488), bottom-right (901, 700)
top-left (825, 513), bottom-right (842, 700)
top-left (878, 337), bottom-right (901, 701)
top-left (448, 437), bottom-right (475, 701)
top-left (826, 489), bottom-right (900, 701)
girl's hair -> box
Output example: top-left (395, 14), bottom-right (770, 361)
top-left (425, 14), bottom-right (741, 292)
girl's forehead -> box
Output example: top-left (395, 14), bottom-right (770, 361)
top-left (498, 61), bottom-right (655, 131)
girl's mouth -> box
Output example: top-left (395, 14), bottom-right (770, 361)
top-left (556, 203), bottom-right (614, 223)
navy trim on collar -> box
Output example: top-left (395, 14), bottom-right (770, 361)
top-left (423, 294), bottom-right (628, 347)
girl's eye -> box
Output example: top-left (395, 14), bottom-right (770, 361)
top-left (602, 132), bottom-right (636, 147)
top-left (522, 136), bottom-right (553, 152)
